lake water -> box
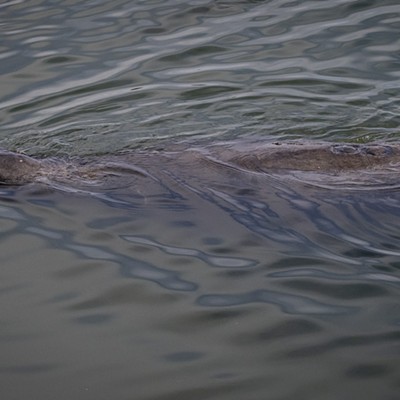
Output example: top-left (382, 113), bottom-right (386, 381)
top-left (0, 1), bottom-right (400, 399)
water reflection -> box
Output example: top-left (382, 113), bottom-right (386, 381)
top-left (0, 167), bottom-right (399, 398)
top-left (197, 289), bottom-right (356, 315)
top-left (121, 235), bottom-right (258, 268)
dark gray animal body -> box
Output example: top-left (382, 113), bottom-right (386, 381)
top-left (1, 141), bottom-right (399, 189)
top-left (0, 149), bottom-right (42, 185)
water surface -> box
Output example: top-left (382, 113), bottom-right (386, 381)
top-left (1, 168), bottom-right (400, 400)
top-left (0, 1), bottom-right (400, 399)
top-left (1, 0), bottom-right (400, 154)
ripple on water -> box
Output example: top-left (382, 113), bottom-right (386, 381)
top-left (1, 167), bottom-right (400, 399)
top-left (1, 0), bottom-right (400, 399)
top-left (1, 0), bottom-right (400, 153)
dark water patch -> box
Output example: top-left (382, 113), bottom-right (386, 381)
top-left (159, 45), bottom-right (227, 62)
top-left (234, 318), bottom-right (323, 344)
top-left (43, 55), bottom-right (79, 64)
top-left (73, 313), bottom-right (113, 325)
top-left (345, 363), bottom-right (390, 378)
top-left (282, 330), bottom-right (400, 358)
top-left (279, 279), bottom-right (390, 299)
top-left (180, 85), bottom-right (240, 100)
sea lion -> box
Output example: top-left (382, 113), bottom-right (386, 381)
top-left (0, 141), bottom-right (399, 188)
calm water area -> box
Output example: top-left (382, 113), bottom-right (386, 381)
top-left (1, 0), bottom-right (400, 399)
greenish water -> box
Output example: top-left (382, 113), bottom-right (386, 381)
top-left (0, 1), bottom-right (400, 400)
top-left (1, 0), bottom-right (400, 155)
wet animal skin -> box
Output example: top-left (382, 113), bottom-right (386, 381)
top-left (0, 149), bottom-right (42, 185)
top-left (0, 141), bottom-right (399, 186)
top-left (220, 142), bottom-right (400, 172)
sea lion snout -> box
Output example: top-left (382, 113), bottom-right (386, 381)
top-left (0, 150), bottom-right (42, 184)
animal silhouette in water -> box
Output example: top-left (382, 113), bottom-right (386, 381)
top-left (0, 141), bottom-right (399, 188)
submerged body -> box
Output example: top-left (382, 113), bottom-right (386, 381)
top-left (0, 140), bottom-right (399, 189)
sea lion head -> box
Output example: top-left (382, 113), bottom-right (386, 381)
top-left (0, 149), bottom-right (42, 185)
